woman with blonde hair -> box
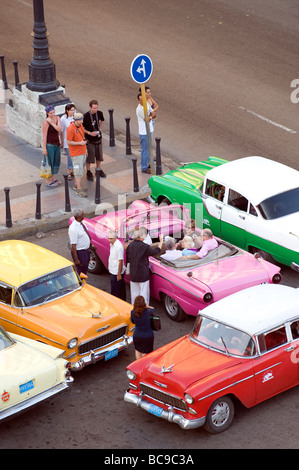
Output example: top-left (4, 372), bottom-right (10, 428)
top-left (130, 295), bottom-right (154, 360)
top-left (181, 236), bottom-right (196, 256)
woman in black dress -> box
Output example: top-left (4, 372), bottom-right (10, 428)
top-left (131, 295), bottom-right (154, 360)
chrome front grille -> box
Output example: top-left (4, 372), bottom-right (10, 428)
top-left (78, 326), bottom-right (127, 355)
top-left (140, 382), bottom-right (187, 411)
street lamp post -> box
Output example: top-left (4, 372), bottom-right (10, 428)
top-left (26, 0), bottom-right (60, 92)
top-left (6, 0), bottom-right (72, 147)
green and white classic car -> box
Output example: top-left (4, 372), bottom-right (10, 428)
top-left (148, 156), bottom-right (299, 268)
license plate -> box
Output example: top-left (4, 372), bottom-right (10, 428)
top-left (105, 348), bottom-right (118, 361)
top-left (19, 380), bottom-right (34, 394)
top-left (148, 404), bottom-right (163, 417)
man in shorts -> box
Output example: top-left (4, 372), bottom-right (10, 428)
top-left (66, 113), bottom-right (88, 197)
top-left (83, 99), bottom-right (106, 180)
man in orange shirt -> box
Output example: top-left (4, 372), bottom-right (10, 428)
top-left (66, 113), bottom-right (88, 197)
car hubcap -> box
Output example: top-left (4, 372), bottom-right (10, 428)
top-left (164, 295), bottom-right (178, 318)
top-left (211, 401), bottom-right (230, 428)
top-left (88, 251), bottom-right (96, 270)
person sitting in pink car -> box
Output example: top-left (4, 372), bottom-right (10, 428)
top-left (180, 229), bottom-right (218, 260)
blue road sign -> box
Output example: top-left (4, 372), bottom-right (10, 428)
top-left (130, 54), bottom-right (153, 84)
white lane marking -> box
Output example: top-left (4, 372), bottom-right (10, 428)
top-left (16, 0), bottom-right (32, 7)
top-left (239, 106), bottom-right (296, 134)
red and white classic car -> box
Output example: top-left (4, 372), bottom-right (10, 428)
top-left (82, 200), bottom-right (281, 321)
top-left (124, 284), bottom-right (299, 433)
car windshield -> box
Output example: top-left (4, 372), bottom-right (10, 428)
top-left (191, 315), bottom-right (256, 357)
top-left (16, 266), bottom-right (81, 307)
top-left (258, 187), bottom-right (299, 220)
top-left (0, 326), bottom-right (15, 350)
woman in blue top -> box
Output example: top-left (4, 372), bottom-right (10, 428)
top-left (131, 295), bottom-right (154, 360)
top-left (181, 236), bottom-right (197, 256)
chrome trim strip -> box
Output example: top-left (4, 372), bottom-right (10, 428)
top-left (197, 362), bottom-right (282, 402)
top-left (10, 323), bottom-right (65, 348)
top-left (197, 374), bottom-right (255, 402)
top-left (254, 362), bottom-right (282, 376)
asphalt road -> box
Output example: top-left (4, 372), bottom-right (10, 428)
top-left (0, 227), bottom-right (298, 450)
top-left (0, 0), bottom-right (298, 166)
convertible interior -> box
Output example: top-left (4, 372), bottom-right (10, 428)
top-left (157, 241), bottom-right (239, 270)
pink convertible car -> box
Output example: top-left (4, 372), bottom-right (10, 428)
top-left (80, 200), bottom-right (281, 321)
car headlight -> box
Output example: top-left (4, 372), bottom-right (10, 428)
top-left (127, 369), bottom-right (136, 380)
top-left (184, 393), bottom-right (194, 404)
top-left (67, 338), bottom-right (78, 349)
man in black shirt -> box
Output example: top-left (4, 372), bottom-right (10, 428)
top-left (126, 229), bottom-right (164, 305)
top-left (83, 99), bottom-right (106, 179)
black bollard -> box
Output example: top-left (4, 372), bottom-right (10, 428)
top-left (63, 174), bottom-right (71, 212)
top-left (155, 137), bottom-right (162, 175)
top-left (125, 117), bottom-right (132, 156)
top-left (95, 168), bottom-right (101, 204)
top-left (0, 56), bottom-right (8, 90)
top-left (35, 182), bottom-right (41, 219)
top-left (108, 109), bottom-right (115, 147)
top-left (4, 187), bottom-right (12, 228)
top-left (131, 158), bottom-right (139, 192)
top-left (12, 61), bottom-right (20, 89)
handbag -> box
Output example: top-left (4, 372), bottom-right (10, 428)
top-left (150, 310), bottom-right (161, 331)
top-left (40, 156), bottom-right (52, 179)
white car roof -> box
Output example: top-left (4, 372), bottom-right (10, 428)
top-left (201, 284), bottom-right (299, 335)
top-left (207, 156), bottom-right (299, 205)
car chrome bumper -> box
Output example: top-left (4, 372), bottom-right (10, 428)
top-left (124, 390), bottom-right (206, 430)
top-left (70, 336), bottom-right (133, 371)
top-left (0, 380), bottom-right (71, 422)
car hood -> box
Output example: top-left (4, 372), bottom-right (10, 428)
top-left (23, 284), bottom-right (132, 338)
top-left (137, 335), bottom-right (241, 392)
top-left (149, 159), bottom-right (227, 192)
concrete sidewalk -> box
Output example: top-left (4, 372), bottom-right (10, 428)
top-left (0, 88), bottom-right (176, 240)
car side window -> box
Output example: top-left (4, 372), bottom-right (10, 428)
top-left (228, 189), bottom-right (248, 212)
top-left (205, 179), bottom-right (226, 201)
top-left (291, 320), bottom-right (299, 340)
top-left (258, 326), bottom-right (287, 353)
top-left (0, 285), bottom-right (12, 305)
top-left (249, 203), bottom-right (258, 216)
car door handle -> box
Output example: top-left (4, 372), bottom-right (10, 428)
top-left (285, 346), bottom-right (294, 352)
top-left (216, 205), bottom-right (222, 210)
top-left (239, 215), bottom-right (245, 220)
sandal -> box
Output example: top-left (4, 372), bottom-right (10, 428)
top-left (46, 180), bottom-right (59, 188)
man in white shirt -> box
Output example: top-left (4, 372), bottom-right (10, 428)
top-left (136, 93), bottom-right (154, 173)
top-left (108, 230), bottom-right (126, 301)
top-left (161, 236), bottom-right (183, 261)
top-left (68, 209), bottom-right (91, 275)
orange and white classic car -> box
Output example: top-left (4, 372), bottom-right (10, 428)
top-left (0, 240), bottom-right (134, 371)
